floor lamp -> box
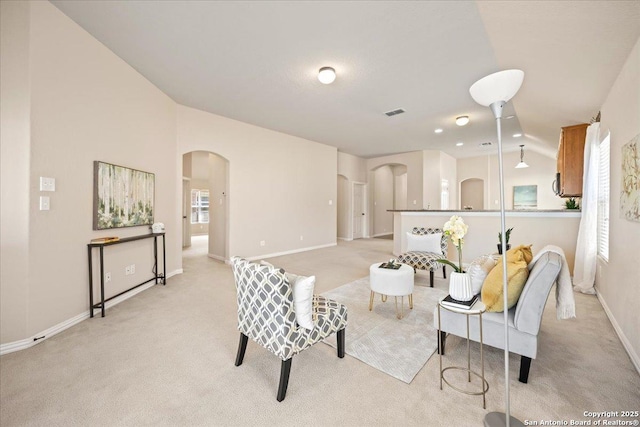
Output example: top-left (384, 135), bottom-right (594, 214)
top-left (469, 69), bottom-right (525, 427)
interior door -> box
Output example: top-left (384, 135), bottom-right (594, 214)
top-left (353, 183), bottom-right (365, 239)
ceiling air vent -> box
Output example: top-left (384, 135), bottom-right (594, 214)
top-left (384, 108), bottom-right (406, 117)
top-left (480, 142), bottom-right (493, 147)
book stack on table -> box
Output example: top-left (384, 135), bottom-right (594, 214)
top-left (441, 294), bottom-right (479, 310)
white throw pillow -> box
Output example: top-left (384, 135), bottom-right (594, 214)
top-left (467, 255), bottom-right (498, 294)
top-left (260, 260), bottom-right (315, 330)
top-left (289, 274), bottom-right (316, 330)
top-left (406, 232), bottom-right (442, 253)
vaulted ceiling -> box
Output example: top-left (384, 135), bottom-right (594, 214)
top-left (51, 1), bottom-right (640, 159)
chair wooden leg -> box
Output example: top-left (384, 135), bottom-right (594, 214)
top-left (519, 356), bottom-right (532, 383)
top-left (443, 266), bottom-right (447, 279)
top-left (337, 328), bottom-right (345, 358)
top-left (369, 291), bottom-right (374, 311)
top-left (235, 333), bottom-right (248, 366)
top-left (437, 330), bottom-right (446, 355)
top-left (277, 358), bottom-right (292, 402)
top-left (429, 270), bottom-right (434, 287)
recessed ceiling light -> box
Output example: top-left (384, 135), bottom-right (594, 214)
top-left (455, 116), bottom-right (470, 126)
top-left (513, 133), bottom-right (522, 137)
top-left (505, 115), bottom-right (515, 119)
top-left (456, 142), bottom-right (464, 146)
top-left (434, 128), bottom-right (443, 134)
top-left (318, 67), bottom-right (336, 84)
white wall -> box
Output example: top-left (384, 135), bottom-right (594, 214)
top-left (336, 152), bottom-right (367, 240)
top-left (1, 1), bottom-right (180, 344)
top-left (598, 36), bottom-right (640, 370)
top-left (373, 165), bottom-right (394, 236)
top-left (337, 175), bottom-right (350, 239)
top-left (440, 152), bottom-right (458, 210)
top-left (207, 152), bottom-right (228, 259)
top-left (1, 0), bottom-right (31, 343)
top-left (176, 105), bottom-right (337, 258)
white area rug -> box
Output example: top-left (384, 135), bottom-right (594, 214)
top-left (321, 275), bottom-right (447, 384)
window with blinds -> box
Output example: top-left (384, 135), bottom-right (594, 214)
top-left (597, 133), bottom-right (610, 260)
top-left (191, 189), bottom-right (210, 224)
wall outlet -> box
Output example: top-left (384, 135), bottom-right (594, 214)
top-left (260, 240), bottom-right (265, 247)
top-left (125, 265), bottom-right (131, 275)
top-left (130, 264), bottom-right (135, 275)
top-left (300, 235), bottom-right (304, 241)
top-left (39, 177), bottom-right (56, 192)
top-left (413, 200), bottom-right (417, 205)
top-left (105, 272), bottom-right (112, 283)
top-left (328, 200), bottom-right (333, 205)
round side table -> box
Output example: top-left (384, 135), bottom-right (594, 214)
top-left (437, 298), bottom-right (489, 408)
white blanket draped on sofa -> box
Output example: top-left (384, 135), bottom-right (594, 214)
top-left (529, 245), bottom-right (576, 320)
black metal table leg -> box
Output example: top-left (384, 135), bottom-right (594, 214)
top-left (162, 235), bottom-right (166, 284)
top-left (88, 246), bottom-right (93, 318)
top-left (99, 246), bottom-right (105, 317)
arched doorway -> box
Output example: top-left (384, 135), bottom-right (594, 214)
top-left (460, 178), bottom-right (484, 210)
top-left (182, 151), bottom-right (229, 261)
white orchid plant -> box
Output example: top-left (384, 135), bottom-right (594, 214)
top-left (437, 215), bottom-right (468, 273)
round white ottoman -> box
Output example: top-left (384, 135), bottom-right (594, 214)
top-left (369, 262), bottom-right (415, 319)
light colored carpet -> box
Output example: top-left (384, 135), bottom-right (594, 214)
top-left (1, 238), bottom-right (639, 426)
top-left (321, 275), bottom-right (446, 383)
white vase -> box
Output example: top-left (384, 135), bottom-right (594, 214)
top-left (449, 272), bottom-right (473, 301)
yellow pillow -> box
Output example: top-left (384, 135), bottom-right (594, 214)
top-left (481, 245), bottom-right (532, 312)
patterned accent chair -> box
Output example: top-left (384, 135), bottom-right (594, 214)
top-left (396, 227), bottom-right (448, 287)
top-left (231, 257), bottom-right (348, 402)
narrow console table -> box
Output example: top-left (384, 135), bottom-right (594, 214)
top-left (87, 233), bottom-right (166, 318)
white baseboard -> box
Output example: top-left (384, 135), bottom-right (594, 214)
top-left (207, 253), bottom-right (226, 262)
top-left (0, 268), bottom-right (183, 356)
top-left (338, 237), bottom-right (353, 241)
top-left (596, 291), bottom-right (640, 375)
top-left (372, 232), bottom-right (393, 237)
top-left (245, 243), bottom-right (337, 262)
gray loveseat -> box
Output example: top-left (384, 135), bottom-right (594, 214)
top-left (435, 251), bottom-right (562, 383)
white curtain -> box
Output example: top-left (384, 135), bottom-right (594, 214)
top-left (573, 122), bottom-right (600, 294)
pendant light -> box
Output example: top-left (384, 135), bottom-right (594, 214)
top-left (515, 144), bottom-right (529, 169)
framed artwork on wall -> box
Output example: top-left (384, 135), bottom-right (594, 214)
top-left (621, 133), bottom-right (639, 222)
top-left (513, 185), bottom-right (537, 210)
top-left (93, 161), bottom-right (155, 230)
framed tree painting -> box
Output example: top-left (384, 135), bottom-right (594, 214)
top-left (621, 133), bottom-right (640, 222)
top-left (513, 185), bottom-right (537, 210)
top-left (93, 161), bottom-right (155, 230)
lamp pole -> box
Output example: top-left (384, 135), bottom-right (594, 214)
top-left (469, 69), bottom-right (525, 427)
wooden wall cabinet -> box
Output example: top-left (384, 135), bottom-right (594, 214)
top-left (556, 123), bottom-right (588, 197)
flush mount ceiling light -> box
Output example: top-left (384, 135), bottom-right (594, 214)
top-left (513, 133), bottom-right (522, 138)
top-left (455, 116), bottom-right (470, 126)
top-left (318, 67), bottom-right (336, 84)
top-left (434, 128), bottom-right (443, 134)
top-left (515, 144), bottom-right (529, 168)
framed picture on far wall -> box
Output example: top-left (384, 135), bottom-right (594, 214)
top-left (513, 185), bottom-right (537, 210)
top-left (93, 161), bottom-right (155, 230)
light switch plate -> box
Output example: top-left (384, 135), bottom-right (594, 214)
top-left (39, 196), bottom-right (50, 210)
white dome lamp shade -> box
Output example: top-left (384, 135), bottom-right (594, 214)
top-left (318, 67), bottom-right (336, 84)
top-left (470, 68), bottom-right (526, 427)
top-left (469, 69), bottom-right (524, 119)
